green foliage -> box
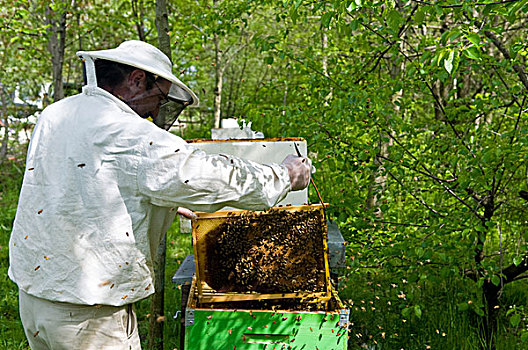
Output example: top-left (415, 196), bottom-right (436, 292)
top-left (0, 160), bottom-right (26, 349)
top-left (3, 0), bottom-right (528, 348)
top-left (340, 270), bottom-right (528, 349)
top-left (252, 0), bottom-right (528, 347)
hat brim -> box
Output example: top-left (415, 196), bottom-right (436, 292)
top-left (77, 49), bottom-right (199, 107)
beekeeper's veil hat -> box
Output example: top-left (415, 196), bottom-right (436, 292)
top-left (77, 41), bottom-right (199, 128)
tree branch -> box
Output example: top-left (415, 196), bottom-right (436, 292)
top-left (512, 273), bottom-right (528, 282)
top-left (411, 0), bottom-right (521, 7)
top-left (386, 169), bottom-right (445, 217)
top-left (360, 19), bottom-right (483, 169)
top-left (377, 123), bottom-right (484, 219)
top-left (502, 256), bottom-right (528, 282)
top-left (376, 154), bottom-right (458, 183)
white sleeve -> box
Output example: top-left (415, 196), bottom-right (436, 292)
top-left (136, 132), bottom-right (291, 212)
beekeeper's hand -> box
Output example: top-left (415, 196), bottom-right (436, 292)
top-left (281, 154), bottom-right (312, 191)
top-left (177, 207), bottom-right (197, 220)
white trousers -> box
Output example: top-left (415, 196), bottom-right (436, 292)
top-left (19, 289), bottom-right (141, 350)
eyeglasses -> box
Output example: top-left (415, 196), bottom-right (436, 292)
top-left (154, 80), bottom-right (171, 108)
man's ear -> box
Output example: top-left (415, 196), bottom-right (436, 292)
top-left (127, 69), bottom-right (147, 91)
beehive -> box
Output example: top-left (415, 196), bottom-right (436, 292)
top-left (191, 204), bottom-right (332, 304)
top-left (184, 278), bottom-right (349, 350)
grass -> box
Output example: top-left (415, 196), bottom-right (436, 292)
top-left (339, 269), bottom-right (528, 350)
top-left (0, 160), bottom-right (26, 350)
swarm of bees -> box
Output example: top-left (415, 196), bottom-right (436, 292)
top-left (204, 208), bottom-right (326, 294)
top-left (201, 296), bottom-right (333, 312)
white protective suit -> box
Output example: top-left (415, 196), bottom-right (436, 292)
top-left (8, 84), bottom-right (291, 306)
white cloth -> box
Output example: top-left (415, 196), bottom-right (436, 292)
top-left (19, 289), bottom-right (141, 350)
top-left (8, 85), bottom-right (291, 306)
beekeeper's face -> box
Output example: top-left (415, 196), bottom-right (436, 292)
top-left (122, 69), bottom-right (171, 121)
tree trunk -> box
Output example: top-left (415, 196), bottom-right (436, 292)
top-left (322, 28), bottom-right (332, 103)
top-left (282, 80), bottom-right (288, 116)
top-left (212, 0), bottom-right (223, 128)
top-left (474, 202), bottom-right (498, 350)
top-left (148, 2), bottom-right (171, 349)
top-left (131, 0), bottom-right (146, 41)
top-left (45, 2), bottom-right (68, 102)
top-left (481, 280), bottom-right (500, 350)
top-left (366, 48), bottom-right (400, 216)
top-left (231, 55), bottom-right (247, 118)
top-left (213, 31), bottom-right (223, 129)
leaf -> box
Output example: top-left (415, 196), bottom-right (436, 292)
top-left (510, 313), bottom-right (521, 327)
top-left (444, 51), bottom-right (454, 74)
top-left (464, 46), bottom-right (481, 60)
top-left (491, 275), bottom-right (500, 286)
top-left (289, 7), bottom-right (299, 24)
top-left (448, 29), bottom-right (461, 42)
top-left (436, 49), bottom-right (446, 66)
top-left (414, 305), bottom-right (422, 319)
top-left (414, 8), bottom-right (425, 24)
top-left (387, 10), bottom-right (403, 32)
top-left (321, 11), bottom-right (334, 28)
top-left (521, 331), bottom-right (528, 342)
top-left (10, 35), bottom-right (21, 44)
top-left (513, 256), bottom-right (522, 266)
top-left (507, 0), bottom-right (525, 18)
top-left (466, 33), bottom-right (481, 46)
top-left (458, 302), bottom-right (469, 312)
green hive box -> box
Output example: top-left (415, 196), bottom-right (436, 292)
top-left (184, 279), bottom-right (349, 350)
top-left (183, 204), bottom-right (349, 349)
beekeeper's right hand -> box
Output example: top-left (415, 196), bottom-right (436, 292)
top-left (177, 207), bottom-right (197, 220)
top-left (281, 154), bottom-right (312, 191)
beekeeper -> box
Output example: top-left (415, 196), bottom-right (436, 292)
top-left (8, 40), bottom-right (312, 349)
